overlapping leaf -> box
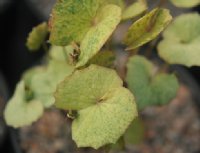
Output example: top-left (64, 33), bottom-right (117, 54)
top-left (26, 22), bottom-right (48, 51)
top-left (170, 0), bottom-right (200, 8)
top-left (126, 55), bottom-right (179, 110)
top-left (55, 65), bottom-right (137, 149)
top-left (55, 65), bottom-right (123, 110)
top-left (122, 0), bottom-right (147, 20)
top-left (4, 81), bottom-right (44, 128)
top-left (123, 8), bottom-right (172, 50)
top-left (29, 46), bottom-right (74, 107)
top-left (75, 4), bottom-right (121, 67)
top-left (158, 13), bottom-right (200, 67)
top-left (49, 0), bottom-right (122, 46)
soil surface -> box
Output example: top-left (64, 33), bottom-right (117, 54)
top-left (20, 84), bottom-right (200, 153)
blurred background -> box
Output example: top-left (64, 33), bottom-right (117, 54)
top-left (0, 0), bottom-right (200, 153)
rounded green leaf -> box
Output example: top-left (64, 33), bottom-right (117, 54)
top-left (4, 81), bottom-right (44, 128)
top-left (123, 8), bottom-right (172, 50)
top-left (55, 65), bottom-right (123, 110)
top-left (72, 87), bottom-right (137, 149)
top-left (126, 55), bottom-right (179, 110)
top-left (49, 0), bottom-right (122, 46)
top-left (158, 13), bottom-right (200, 67)
top-left (170, 0), bottom-right (200, 8)
top-left (122, 0), bottom-right (147, 20)
top-left (75, 4), bottom-right (121, 68)
top-left (26, 22), bottom-right (48, 51)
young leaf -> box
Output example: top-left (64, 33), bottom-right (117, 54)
top-left (55, 65), bottom-right (123, 110)
top-left (49, 0), bottom-right (122, 46)
top-left (122, 0), bottom-right (147, 21)
top-left (72, 87), bottom-right (137, 149)
top-left (170, 0), bottom-right (200, 8)
top-left (4, 81), bottom-right (44, 128)
top-left (158, 13), bottom-right (200, 67)
top-left (126, 55), bottom-right (179, 110)
top-left (26, 22), bottom-right (48, 51)
top-left (75, 4), bottom-right (121, 68)
top-left (123, 8), bottom-right (172, 50)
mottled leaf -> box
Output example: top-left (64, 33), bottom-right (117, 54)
top-left (170, 0), bottom-right (200, 8)
top-left (123, 8), bottom-right (172, 50)
top-left (4, 81), bottom-right (44, 128)
top-left (126, 55), bottom-right (179, 110)
top-left (72, 87), bottom-right (137, 149)
top-left (55, 65), bottom-right (123, 110)
top-left (55, 64), bottom-right (137, 149)
top-left (49, 0), bottom-right (122, 46)
top-left (75, 4), bottom-right (121, 68)
top-left (26, 22), bottom-right (48, 51)
top-left (158, 13), bottom-right (200, 67)
top-left (122, 0), bottom-right (147, 20)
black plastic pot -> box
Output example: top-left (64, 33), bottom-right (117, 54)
top-left (0, 71), bottom-right (9, 149)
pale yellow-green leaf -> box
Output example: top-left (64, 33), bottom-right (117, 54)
top-left (55, 65), bottom-right (123, 110)
top-left (158, 13), bottom-right (200, 67)
top-left (122, 0), bottom-right (147, 20)
top-left (123, 8), bottom-right (172, 50)
top-left (170, 0), bottom-right (200, 8)
top-left (49, 0), bottom-right (122, 46)
top-left (26, 22), bottom-right (48, 51)
top-left (30, 61), bottom-right (74, 107)
top-left (55, 64), bottom-right (137, 149)
top-left (75, 5), bottom-right (121, 68)
top-left (72, 87), bottom-right (137, 149)
top-left (126, 55), bottom-right (179, 110)
top-left (26, 47), bottom-right (74, 107)
top-left (23, 66), bottom-right (46, 87)
top-left (4, 81), bottom-right (43, 128)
